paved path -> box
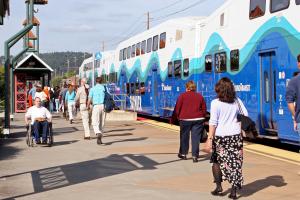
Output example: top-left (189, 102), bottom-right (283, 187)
top-left (0, 113), bottom-right (299, 200)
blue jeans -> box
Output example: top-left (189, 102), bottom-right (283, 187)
top-left (179, 120), bottom-right (205, 157)
top-left (33, 121), bottom-right (49, 142)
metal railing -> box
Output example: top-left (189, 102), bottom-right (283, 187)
top-left (111, 93), bottom-right (137, 112)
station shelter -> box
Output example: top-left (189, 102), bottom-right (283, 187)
top-left (13, 53), bottom-right (53, 113)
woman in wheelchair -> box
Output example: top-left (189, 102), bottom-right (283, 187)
top-left (25, 97), bottom-right (52, 144)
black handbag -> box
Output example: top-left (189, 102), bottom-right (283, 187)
top-left (236, 99), bottom-right (256, 133)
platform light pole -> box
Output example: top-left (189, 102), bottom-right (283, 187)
top-left (3, 0), bottom-right (48, 136)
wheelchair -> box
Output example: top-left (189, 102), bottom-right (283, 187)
top-left (26, 121), bottom-right (54, 147)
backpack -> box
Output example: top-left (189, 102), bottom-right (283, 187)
top-left (104, 86), bottom-right (115, 113)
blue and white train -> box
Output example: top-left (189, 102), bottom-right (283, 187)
top-left (79, 0), bottom-right (300, 145)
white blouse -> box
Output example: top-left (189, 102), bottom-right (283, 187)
top-left (209, 98), bottom-right (248, 136)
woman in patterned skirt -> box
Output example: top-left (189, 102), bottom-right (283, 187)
top-left (204, 77), bottom-right (248, 199)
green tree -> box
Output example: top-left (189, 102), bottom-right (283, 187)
top-left (52, 76), bottom-right (63, 87)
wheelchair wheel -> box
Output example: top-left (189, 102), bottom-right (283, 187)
top-left (48, 122), bottom-right (53, 147)
top-left (26, 125), bottom-right (34, 147)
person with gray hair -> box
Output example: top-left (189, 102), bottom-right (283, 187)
top-left (75, 78), bottom-right (91, 139)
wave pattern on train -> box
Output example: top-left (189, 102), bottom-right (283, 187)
top-left (79, 0), bottom-right (300, 146)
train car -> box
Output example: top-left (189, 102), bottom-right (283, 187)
top-left (82, 0), bottom-right (300, 145)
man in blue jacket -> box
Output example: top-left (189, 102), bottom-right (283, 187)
top-left (286, 55), bottom-right (300, 134)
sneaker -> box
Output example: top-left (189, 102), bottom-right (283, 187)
top-left (97, 134), bottom-right (103, 145)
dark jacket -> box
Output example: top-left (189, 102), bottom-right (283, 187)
top-left (286, 74), bottom-right (300, 123)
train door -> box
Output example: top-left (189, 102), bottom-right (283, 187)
top-left (259, 51), bottom-right (278, 135)
top-left (151, 69), bottom-right (158, 115)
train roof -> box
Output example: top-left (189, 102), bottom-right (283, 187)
top-left (117, 16), bottom-right (206, 49)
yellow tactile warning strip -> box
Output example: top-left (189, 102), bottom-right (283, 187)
top-left (139, 119), bottom-right (300, 166)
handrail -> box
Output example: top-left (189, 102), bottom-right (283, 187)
top-left (111, 93), bottom-right (137, 112)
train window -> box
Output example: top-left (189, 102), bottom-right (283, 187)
top-left (264, 71), bottom-right (270, 102)
top-left (126, 83), bottom-right (130, 95)
top-left (183, 58), bottom-right (189, 77)
top-left (123, 48), bottom-right (127, 60)
top-left (215, 52), bottom-right (227, 73)
top-left (153, 35), bottom-right (159, 51)
top-left (297, 0), bottom-right (300, 5)
top-left (249, 0), bottom-right (266, 19)
top-left (118, 51), bottom-right (121, 61)
top-left (141, 40), bottom-right (146, 54)
top-left (168, 61), bottom-right (173, 77)
top-left (136, 42), bottom-right (141, 56)
top-left (131, 44), bottom-right (136, 58)
top-left (220, 13), bottom-right (225, 26)
top-left (127, 46), bottom-right (131, 59)
top-left (230, 49), bottom-right (239, 71)
top-left (205, 55), bottom-right (212, 72)
top-left (140, 82), bottom-right (145, 95)
top-left (174, 60), bottom-right (182, 77)
top-left (147, 38), bottom-right (152, 53)
top-left (159, 32), bottom-right (166, 49)
top-left (270, 0), bottom-right (290, 13)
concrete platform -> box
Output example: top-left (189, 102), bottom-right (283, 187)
top-left (0, 113), bottom-right (299, 200)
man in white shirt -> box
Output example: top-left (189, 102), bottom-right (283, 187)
top-left (25, 97), bottom-right (52, 144)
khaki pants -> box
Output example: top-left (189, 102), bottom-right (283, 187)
top-left (80, 104), bottom-right (90, 137)
top-left (92, 104), bottom-right (106, 134)
top-left (68, 102), bottom-right (75, 120)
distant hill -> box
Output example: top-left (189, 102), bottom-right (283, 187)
top-left (0, 52), bottom-right (92, 75)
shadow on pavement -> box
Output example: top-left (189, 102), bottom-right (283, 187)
top-left (237, 175), bottom-right (287, 198)
top-left (103, 133), bottom-right (133, 137)
top-left (1, 153), bottom-right (172, 199)
top-left (0, 139), bottom-right (22, 160)
top-left (104, 136), bottom-right (148, 146)
top-left (53, 127), bottom-right (79, 135)
top-left (105, 128), bottom-right (135, 133)
top-left (51, 140), bottom-right (79, 147)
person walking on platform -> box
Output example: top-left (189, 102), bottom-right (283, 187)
top-left (173, 80), bottom-right (206, 163)
top-left (54, 86), bottom-right (60, 113)
top-left (204, 77), bottom-right (248, 199)
top-left (65, 85), bottom-right (76, 124)
top-left (59, 83), bottom-right (68, 117)
top-left (286, 55), bottom-right (300, 134)
top-left (75, 78), bottom-right (91, 139)
top-left (87, 77), bottom-right (106, 145)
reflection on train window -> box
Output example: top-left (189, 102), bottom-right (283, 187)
top-left (127, 46), bottom-right (131, 59)
top-left (297, 0), bottom-right (300, 5)
top-left (131, 44), bottom-right (136, 58)
top-left (183, 58), bottom-right (189, 77)
top-left (264, 71), bottom-right (270, 103)
top-left (126, 83), bottom-right (130, 95)
top-left (174, 60), bottom-right (182, 77)
top-left (131, 83), bottom-right (135, 94)
top-left (153, 35), bottom-right (159, 51)
top-left (123, 48), bottom-right (127, 60)
top-left (141, 40), bottom-right (146, 55)
top-left (205, 55), bottom-right (212, 72)
top-left (249, 0), bottom-right (266, 19)
top-left (147, 38), bottom-right (152, 53)
top-left (119, 50), bottom-right (122, 61)
top-left (136, 42), bottom-right (141, 56)
top-left (215, 52), bottom-right (227, 73)
top-left (230, 49), bottom-right (239, 71)
top-left (270, 0), bottom-right (290, 13)
top-left (160, 32), bottom-right (166, 49)
top-left (140, 82), bottom-right (145, 95)
top-left (168, 62), bottom-right (173, 77)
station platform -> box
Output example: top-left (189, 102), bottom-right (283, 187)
top-left (0, 113), bottom-right (299, 200)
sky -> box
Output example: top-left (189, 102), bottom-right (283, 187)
top-left (0, 0), bottom-right (226, 56)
